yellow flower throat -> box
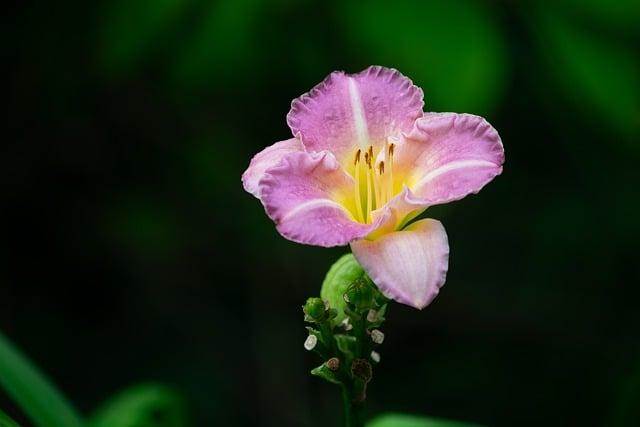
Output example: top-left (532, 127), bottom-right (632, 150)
top-left (351, 142), bottom-right (396, 224)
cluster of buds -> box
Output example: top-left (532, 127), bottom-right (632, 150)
top-left (302, 257), bottom-right (389, 405)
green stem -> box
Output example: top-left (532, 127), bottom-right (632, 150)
top-left (341, 385), bottom-right (364, 427)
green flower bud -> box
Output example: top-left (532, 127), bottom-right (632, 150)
top-left (303, 297), bottom-right (327, 321)
top-left (320, 253), bottom-right (365, 322)
top-left (344, 278), bottom-right (375, 312)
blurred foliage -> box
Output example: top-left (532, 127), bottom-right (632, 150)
top-left (89, 383), bottom-right (187, 427)
top-left (0, 409), bottom-right (21, 427)
top-left (0, 333), bottom-right (83, 427)
top-left (340, 0), bottom-right (508, 115)
top-left (532, 6), bottom-right (640, 141)
top-left (367, 413), bottom-right (481, 427)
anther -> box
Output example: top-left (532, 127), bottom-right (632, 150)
top-left (378, 161), bottom-right (385, 175)
top-left (388, 143), bottom-right (395, 157)
top-left (354, 149), bottom-right (361, 165)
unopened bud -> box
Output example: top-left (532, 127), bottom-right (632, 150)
top-left (370, 329), bottom-right (385, 344)
top-left (340, 317), bottom-right (353, 331)
top-left (351, 358), bottom-right (372, 382)
top-left (345, 278), bottom-right (375, 311)
top-left (326, 357), bottom-right (341, 372)
top-left (304, 335), bottom-right (318, 351)
top-left (370, 351), bottom-right (381, 363)
top-left (303, 297), bottom-right (326, 320)
top-left (366, 309), bottom-right (378, 322)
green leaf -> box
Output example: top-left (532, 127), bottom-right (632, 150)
top-left (321, 253), bottom-right (366, 323)
top-left (0, 331), bottom-right (84, 427)
top-left (340, 0), bottom-right (508, 115)
top-left (367, 413), bottom-right (484, 427)
top-left (310, 364), bottom-right (342, 386)
top-left (89, 383), bottom-right (187, 427)
top-left (532, 10), bottom-right (640, 140)
top-left (0, 409), bottom-right (21, 427)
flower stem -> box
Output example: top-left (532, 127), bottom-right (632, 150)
top-left (341, 385), bottom-right (364, 427)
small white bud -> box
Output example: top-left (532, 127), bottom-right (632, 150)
top-left (366, 309), bottom-right (378, 322)
top-left (370, 329), bottom-right (385, 344)
top-left (370, 351), bottom-right (381, 363)
top-left (340, 317), bottom-right (353, 331)
top-left (304, 335), bottom-right (318, 351)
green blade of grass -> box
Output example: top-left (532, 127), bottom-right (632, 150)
top-left (0, 331), bottom-right (84, 427)
top-left (0, 408), bottom-right (22, 427)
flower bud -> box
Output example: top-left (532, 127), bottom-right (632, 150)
top-left (303, 297), bottom-right (327, 321)
top-left (351, 358), bottom-right (372, 383)
top-left (326, 357), bottom-right (341, 372)
top-left (345, 278), bottom-right (375, 311)
top-left (320, 254), bottom-right (365, 323)
top-left (370, 329), bottom-right (385, 344)
top-left (304, 335), bottom-right (318, 351)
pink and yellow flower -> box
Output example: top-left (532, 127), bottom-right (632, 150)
top-left (243, 66), bottom-right (504, 309)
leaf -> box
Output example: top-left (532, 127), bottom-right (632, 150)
top-left (367, 413), bottom-right (484, 427)
top-left (0, 331), bottom-right (84, 427)
top-left (321, 253), bottom-right (365, 323)
top-left (310, 365), bottom-right (342, 386)
top-left (89, 383), bottom-right (187, 427)
top-left (532, 10), bottom-right (640, 140)
top-left (340, 0), bottom-right (508, 115)
top-left (0, 409), bottom-right (21, 427)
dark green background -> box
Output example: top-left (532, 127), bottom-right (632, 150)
top-left (3, 0), bottom-right (639, 426)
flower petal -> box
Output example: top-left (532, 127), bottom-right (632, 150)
top-left (241, 138), bottom-right (303, 198)
top-left (259, 151), bottom-right (377, 247)
top-left (287, 66), bottom-right (424, 162)
top-left (368, 186), bottom-right (427, 239)
top-left (400, 113), bottom-right (504, 205)
top-left (351, 218), bottom-right (449, 309)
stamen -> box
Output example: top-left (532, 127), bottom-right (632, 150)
top-left (375, 161), bottom-right (384, 208)
top-left (364, 148), bottom-right (372, 221)
top-left (387, 143), bottom-right (395, 202)
top-left (353, 150), bottom-right (364, 222)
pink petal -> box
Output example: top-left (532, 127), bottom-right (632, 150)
top-left (259, 151), bottom-right (377, 247)
top-left (400, 113), bottom-right (504, 205)
top-left (351, 219), bottom-right (449, 309)
top-left (287, 66), bottom-right (424, 162)
top-left (368, 186), bottom-right (428, 239)
top-left (242, 138), bottom-right (303, 198)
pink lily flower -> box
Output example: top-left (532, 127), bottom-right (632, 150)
top-left (242, 66), bottom-right (504, 309)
